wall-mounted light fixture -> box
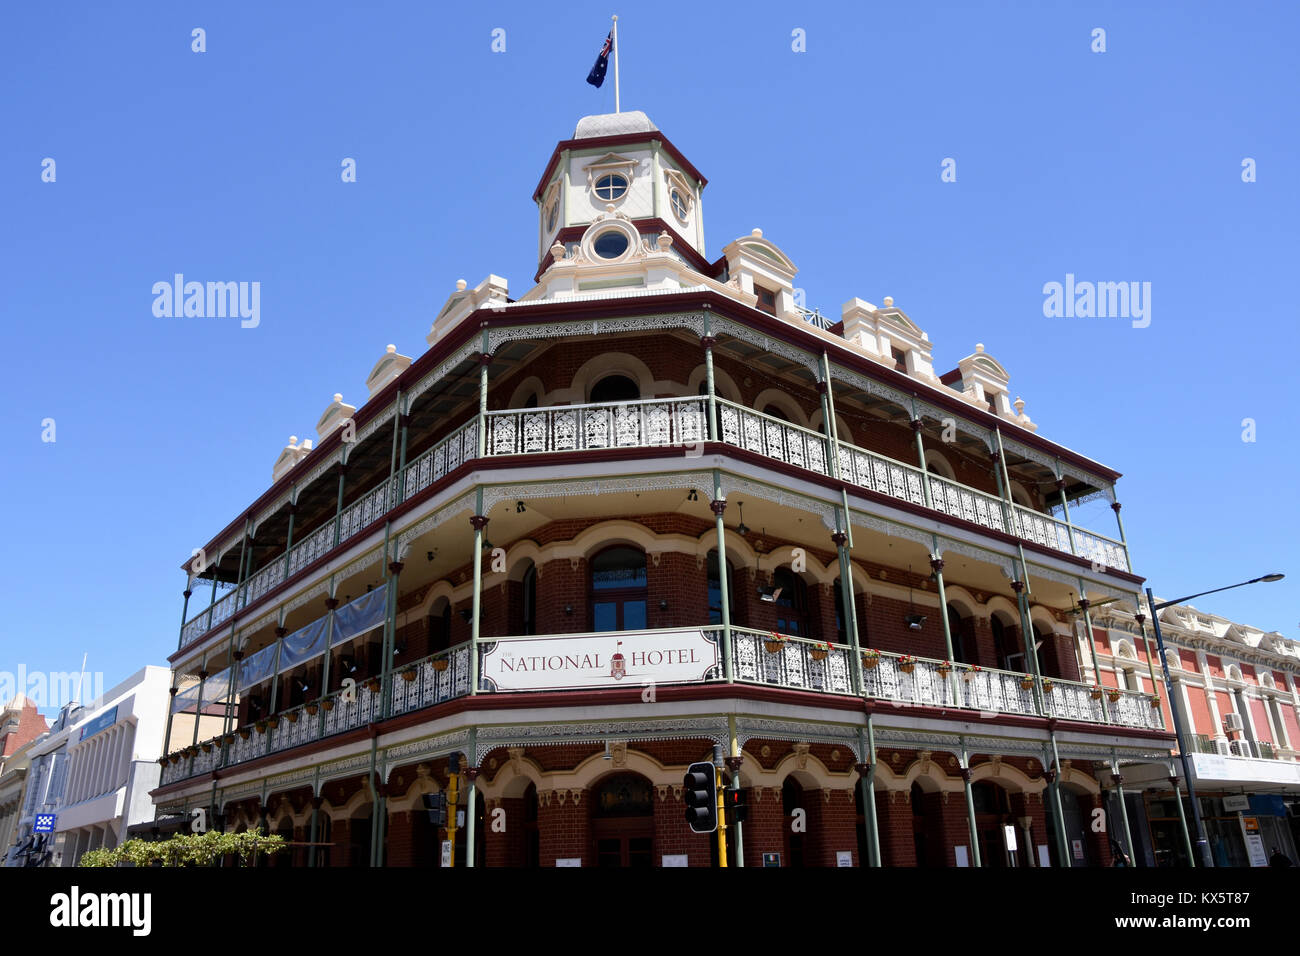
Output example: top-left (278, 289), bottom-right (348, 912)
top-left (736, 501), bottom-right (749, 537)
top-left (459, 609), bottom-right (473, 623)
top-left (516, 501), bottom-right (526, 514)
top-left (427, 550), bottom-right (436, 563)
top-left (687, 489), bottom-right (699, 502)
top-left (564, 604), bottom-right (573, 616)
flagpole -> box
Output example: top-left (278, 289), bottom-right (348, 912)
top-left (612, 15), bottom-right (620, 113)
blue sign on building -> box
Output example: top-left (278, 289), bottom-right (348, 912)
top-left (78, 705), bottom-right (118, 741)
top-left (34, 813), bottom-right (56, 833)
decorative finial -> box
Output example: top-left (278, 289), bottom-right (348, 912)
top-left (550, 240), bottom-right (565, 262)
top-left (657, 231), bottom-right (673, 251)
top-left (751, 228), bottom-right (763, 238)
top-left (1014, 397), bottom-right (1025, 415)
top-left (976, 343), bottom-right (984, 353)
top-left (386, 344), bottom-right (396, 353)
top-left (333, 393), bottom-right (342, 403)
top-left (289, 436), bottom-right (298, 447)
top-left (882, 296), bottom-right (893, 307)
top-left (456, 279), bottom-right (467, 291)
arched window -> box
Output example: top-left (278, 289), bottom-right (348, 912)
top-left (590, 375), bottom-right (640, 404)
top-left (524, 393), bottom-right (539, 409)
top-left (773, 568), bottom-right (814, 638)
top-left (762, 404), bottom-right (790, 423)
top-left (833, 579), bottom-right (850, 644)
top-left (945, 603), bottom-right (969, 663)
top-left (428, 601), bottom-right (452, 653)
top-left (590, 547), bottom-right (647, 632)
top-left (991, 613), bottom-right (1023, 673)
top-left (707, 550), bottom-right (737, 626)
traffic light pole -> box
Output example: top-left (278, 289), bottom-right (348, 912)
top-left (715, 767), bottom-right (728, 868)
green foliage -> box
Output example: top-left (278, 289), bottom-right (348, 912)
top-left (78, 827), bottom-right (287, 867)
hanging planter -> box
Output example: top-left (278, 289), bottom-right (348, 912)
top-left (1090, 686), bottom-right (1103, 700)
top-left (935, 660), bottom-right (952, 677)
top-left (764, 633), bottom-right (787, 655)
top-left (286, 711), bottom-right (299, 723)
top-left (1149, 696), bottom-right (1161, 709)
top-left (963, 665), bottom-right (982, 682)
top-left (432, 657), bottom-right (449, 672)
top-left (305, 702), bottom-right (319, 716)
top-left (238, 728), bottom-right (251, 740)
top-left (401, 667), bottom-right (418, 682)
top-left (169, 754), bottom-right (181, 764)
top-left (223, 733), bottom-right (235, 746)
top-left (255, 721), bottom-right (269, 735)
top-left (321, 698), bottom-right (335, 712)
top-left (1107, 689), bottom-right (1122, 703)
top-left (810, 642), bottom-right (831, 662)
top-left (1042, 680), bottom-right (1055, 694)
top-left (1020, 675), bottom-right (1034, 690)
top-left (201, 742), bottom-right (214, 752)
top-left (861, 649), bottom-right (880, 669)
top-left (365, 677), bottom-right (382, 693)
top-left (267, 716), bottom-right (280, 729)
top-left (898, 655), bottom-right (917, 675)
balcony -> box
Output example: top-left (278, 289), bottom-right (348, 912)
top-left (158, 627), bottom-right (1164, 787)
top-left (178, 396), bottom-right (1129, 649)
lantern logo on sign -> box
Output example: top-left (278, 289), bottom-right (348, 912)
top-left (610, 641), bottom-right (626, 680)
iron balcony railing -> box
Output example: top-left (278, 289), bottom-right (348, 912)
top-left (179, 396), bottom-right (1130, 649)
top-left (159, 629), bottom-right (1166, 787)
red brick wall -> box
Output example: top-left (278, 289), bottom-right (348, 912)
top-left (876, 790), bottom-right (917, 867)
top-left (741, 786), bottom-right (786, 868)
top-left (812, 789), bottom-right (859, 866)
top-left (537, 789), bottom-right (588, 866)
top-left (652, 789), bottom-right (714, 867)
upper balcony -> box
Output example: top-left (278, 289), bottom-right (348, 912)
top-left (157, 624), bottom-right (1165, 789)
top-left (177, 391), bottom-right (1130, 652)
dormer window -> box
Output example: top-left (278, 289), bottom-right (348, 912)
top-left (594, 173), bottom-right (629, 201)
top-left (755, 285), bottom-right (777, 316)
top-left (891, 346), bottom-right (908, 373)
top-left (984, 390), bottom-right (999, 414)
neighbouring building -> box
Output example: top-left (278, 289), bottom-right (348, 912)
top-left (1087, 599), bottom-right (1300, 866)
top-left (6, 667), bottom-right (169, 866)
top-left (149, 111), bottom-right (1171, 868)
top-left (0, 694), bottom-right (49, 772)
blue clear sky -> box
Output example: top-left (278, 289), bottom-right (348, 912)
top-left (3, 1), bottom-right (1296, 712)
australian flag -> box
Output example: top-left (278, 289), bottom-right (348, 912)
top-left (586, 30), bottom-right (613, 88)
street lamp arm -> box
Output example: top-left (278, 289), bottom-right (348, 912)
top-left (1150, 575), bottom-right (1284, 612)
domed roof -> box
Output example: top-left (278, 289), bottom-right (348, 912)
top-left (573, 111), bottom-right (658, 139)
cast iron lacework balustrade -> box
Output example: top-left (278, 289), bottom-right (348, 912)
top-left (400, 420), bottom-right (478, 502)
top-left (717, 400), bottom-right (829, 474)
top-left (927, 472), bottom-right (1009, 534)
top-left (178, 395), bottom-right (1130, 651)
top-left (484, 397), bottom-right (706, 455)
top-left (730, 629), bottom-right (854, 694)
top-left (389, 645), bottom-right (472, 715)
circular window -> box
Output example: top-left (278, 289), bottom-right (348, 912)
top-left (594, 173), bottom-right (629, 201)
top-left (670, 188), bottom-right (689, 221)
top-left (593, 230), bottom-right (630, 259)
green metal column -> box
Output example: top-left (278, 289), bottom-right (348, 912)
top-left (1046, 735), bottom-right (1071, 867)
top-left (1110, 755), bottom-right (1137, 866)
top-left (1168, 763), bottom-right (1195, 867)
top-left (931, 552), bottom-right (958, 706)
top-left (177, 584), bottom-right (193, 650)
top-left (858, 720), bottom-right (881, 866)
top-left (702, 319), bottom-right (718, 442)
top-left (396, 397), bottom-right (410, 499)
top-left (834, 525), bottom-right (863, 696)
top-left (162, 684), bottom-right (178, 760)
top-left (265, 632), bottom-right (284, 754)
top-left (204, 573), bottom-right (219, 633)
top-left (332, 464), bottom-right (347, 547)
top-left (469, 488), bottom-right (487, 696)
top-left (959, 746), bottom-right (982, 867)
top-left (819, 352), bottom-right (842, 479)
top-left (911, 415), bottom-right (933, 509)
top-left (1055, 476), bottom-right (1078, 556)
top-left (282, 502), bottom-right (296, 581)
top-left (1011, 576), bottom-right (1045, 714)
top-left (381, 553), bottom-right (403, 720)
top-left (1077, 593), bottom-right (1110, 722)
top-left (465, 729), bottom-right (479, 867)
top-left (1110, 500), bottom-right (1132, 572)
top-left (992, 430), bottom-right (1018, 535)
top-left (709, 470), bottom-right (733, 682)
top-left (319, 594), bottom-right (338, 738)
top-left (308, 794), bottom-right (322, 868)
top-left (477, 336), bottom-right (490, 459)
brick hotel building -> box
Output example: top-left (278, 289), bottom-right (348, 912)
top-left (150, 111), bottom-right (1172, 867)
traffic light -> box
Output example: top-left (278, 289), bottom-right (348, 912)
top-left (423, 792), bottom-right (447, 826)
top-left (683, 761), bottom-right (717, 833)
top-left (723, 787), bottom-right (748, 824)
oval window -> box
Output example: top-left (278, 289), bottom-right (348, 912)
top-left (594, 173), bottom-right (629, 201)
top-left (593, 230), bottom-right (630, 259)
top-left (670, 188), bottom-right (689, 220)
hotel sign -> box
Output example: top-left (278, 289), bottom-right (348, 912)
top-left (480, 629), bottom-right (719, 692)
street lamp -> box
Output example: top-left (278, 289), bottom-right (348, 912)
top-left (1146, 573), bottom-right (1284, 868)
